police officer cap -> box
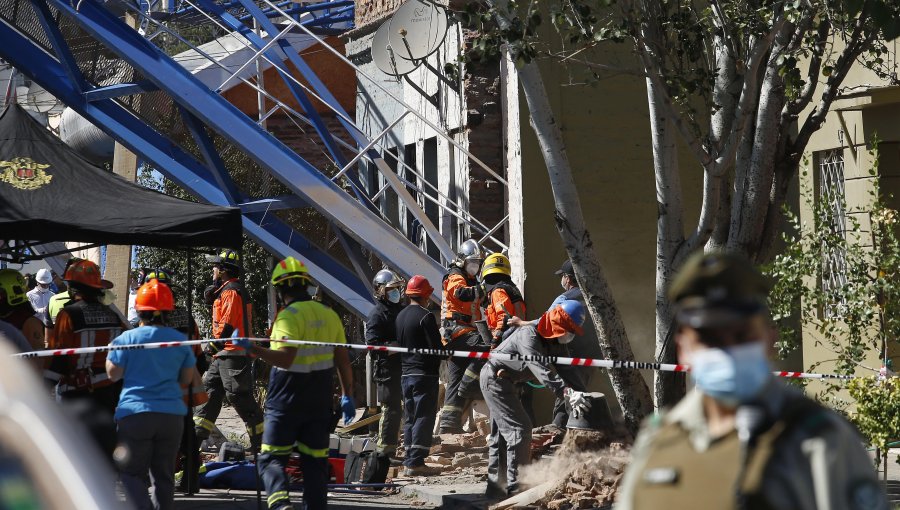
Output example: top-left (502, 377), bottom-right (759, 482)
top-left (668, 251), bottom-right (770, 329)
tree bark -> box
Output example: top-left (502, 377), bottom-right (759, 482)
top-left (647, 76), bottom-right (687, 409)
top-left (517, 61), bottom-right (654, 434)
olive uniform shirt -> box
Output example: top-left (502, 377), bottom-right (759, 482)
top-left (616, 380), bottom-right (887, 510)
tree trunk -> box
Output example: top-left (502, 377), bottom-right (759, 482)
top-left (646, 77), bottom-right (686, 409)
top-left (517, 61), bottom-right (654, 434)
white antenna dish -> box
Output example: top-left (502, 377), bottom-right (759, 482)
top-left (388, 0), bottom-right (448, 62)
top-left (27, 83), bottom-right (59, 114)
top-left (372, 20), bottom-right (419, 77)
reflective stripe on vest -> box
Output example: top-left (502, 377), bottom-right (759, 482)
top-left (280, 345), bottom-right (335, 373)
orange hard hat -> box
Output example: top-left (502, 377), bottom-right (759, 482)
top-left (405, 275), bottom-right (434, 298)
top-left (64, 259), bottom-right (113, 289)
top-left (135, 279), bottom-right (175, 312)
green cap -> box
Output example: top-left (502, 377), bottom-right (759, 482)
top-left (668, 251), bottom-right (770, 329)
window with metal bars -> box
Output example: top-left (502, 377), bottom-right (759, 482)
top-left (818, 149), bottom-right (849, 318)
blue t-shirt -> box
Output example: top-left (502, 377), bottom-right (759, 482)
top-left (108, 326), bottom-right (195, 420)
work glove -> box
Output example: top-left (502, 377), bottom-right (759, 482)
top-left (340, 395), bottom-right (356, 425)
top-left (565, 388), bottom-right (590, 419)
top-left (230, 329), bottom-right (252, 350)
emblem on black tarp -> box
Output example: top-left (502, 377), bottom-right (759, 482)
top-left (0, 157), bottom-right (52, 190)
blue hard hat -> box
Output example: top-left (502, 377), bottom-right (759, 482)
top-left (558, 299), bottom-right (585, 326)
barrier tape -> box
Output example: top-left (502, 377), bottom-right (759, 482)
top-left (12, 337), bottom-right (855, 381)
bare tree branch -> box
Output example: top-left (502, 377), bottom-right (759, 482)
top-left (785, 19), bottom-right (831, 117)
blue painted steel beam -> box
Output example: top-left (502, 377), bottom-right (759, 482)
top-left (197, 0), bottom-right (349, 170)
top-left (0, 16), bottom-right (374, 315)
top-left (30, 0), bottom-right (86, 92)
top-left (32, 0), bottom-right (446, 294)
top-left (194, 0), bottom-right (377, 213)
top-left (238, 196), bottom-right (307, 213)
top-left (178, 105), bottom-right (242, 205)
top-left (84, 80), bottom-right (158, 101)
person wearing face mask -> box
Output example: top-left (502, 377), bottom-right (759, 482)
top-left (26, 268), bottom-right (56, 327)
top-left (438, 239), bottom-right (490, 433)
top-left (480, 299), bottom-right (589, 499)
top-left (617, 252), bottom-right (887, 510)
top-left (456, 253), bottom-right (526, 401)
top-left (193, 249), bottom-right (264, 452)
top-left (364, 269), bottom-right (406, 460)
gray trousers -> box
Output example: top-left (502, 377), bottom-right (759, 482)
top-left (118, 412), bottom-right (184, 510)
top-left (479, 364), bottom-right (532, 493)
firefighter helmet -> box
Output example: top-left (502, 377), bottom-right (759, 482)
top-left (482, 253), bottom-right (512, 278)
top-left (135, 279), bottom-right (175, 312)
top-left (0, 269), bottom-right (28, 307)
top-left (271, 256), bottom-right (310, 286)
top-left (372, 269), bottom-right (403, 299)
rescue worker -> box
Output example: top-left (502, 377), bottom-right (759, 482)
top-left (193, 250), bottom-right (264, 450)
top-left (233, 256), bottom-right (354, 510)
top-left (0, 268), bottom-right (45, 351)
top-left (143, 269), bottom-right (207, 494)
top-left (480, 299), bottom-right (588, 498)
top-left (548, 259), bottom-right (601, 427)
top-left (457, 253), bottom-right (525, 400)
top-left (364, 269), bottom-right (405, 459)
top-left (105, 279), bottom-right (197, 510)
top-left (47, 259), bottom-right (126, 413)
top-left (617, 252), bottom-right (888, 510)
top-left (26, 268), bottom-right (55, 326)
top-left (439, 239), bottom-right (489, 433)
top-left (396, 275), bottom-right (443, 476)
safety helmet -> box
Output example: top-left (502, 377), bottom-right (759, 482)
top-left (271, 256), bottom-right (310, 286)
top-left (135, 279), bottom-right (175, 312)
top-left (405, 275), bottom-right (434, 299)
top-left (64, 259), bottom-right (113, 289)
top-left (144, 268), bottom-right (173, 285)
top-left (457, 239), bottom-right (484, 265)
top-left (206, 249), bottom-right (241, 273)
top-left (536, 299), bottom-right (585, 339)
top-left (481, 253), bottom-right (512, 278)
top-left (35, 268), bottom-right (53, 285)
top-left (372, 269), bottom-right (403, 299)
top-left (0, 269), bottom-right (28, 307)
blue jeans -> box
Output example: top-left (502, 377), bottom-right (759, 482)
top-left (401, 374), bottom-right (439, 467)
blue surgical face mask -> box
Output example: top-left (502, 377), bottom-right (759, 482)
top-left (386, 288), bottom-right (401, 304)
top-left (688, 341), bottom-right (771, 407)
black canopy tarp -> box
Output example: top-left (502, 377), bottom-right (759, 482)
top-left (0, 105), bottom-right (241, 249)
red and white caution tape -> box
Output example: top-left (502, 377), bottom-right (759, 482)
top-left (12, 337), bottom-right (855, 380)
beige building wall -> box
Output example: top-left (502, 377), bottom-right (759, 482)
top-left (518, 43), bottom-right (705, 421)
top-left (796, 39), bottom-right (900, 396)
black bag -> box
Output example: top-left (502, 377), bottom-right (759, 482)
top-left (343, 450), bottom-right (389, 485)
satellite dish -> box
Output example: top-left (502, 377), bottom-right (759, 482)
top-left (27, 83), bottom-right (60, 114)
top-left (388, 0), bottom-right (448, 62)
top-left (372, 20), bottom-right (419, 77)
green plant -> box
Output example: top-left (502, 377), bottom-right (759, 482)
top-left (766, 144), bottom-right (900, 403)
top-left (848, 376), bottom-right (900, 463)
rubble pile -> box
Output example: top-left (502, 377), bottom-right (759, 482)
top-left (536, 435), bottom-right (629, 510)
top-left (425, 431), bottom-right (489, 473)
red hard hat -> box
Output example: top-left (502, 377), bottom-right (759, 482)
top-left (135, 279), bottom-right (175, 312)
top-left (405, 275), bottom-right (433, 298)
top-left (64, 259), bottom-right (113, 289)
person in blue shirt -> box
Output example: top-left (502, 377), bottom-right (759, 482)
top-left (106, 279), bottom-right (196, 510)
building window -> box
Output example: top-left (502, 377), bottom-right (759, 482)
top-left (818, 149), bottom-right (848, 318)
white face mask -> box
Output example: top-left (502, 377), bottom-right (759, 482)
top-left (558, 332), bottom-right (576, 344)
top-left (465, 261), bottom-right (480, 277)
top-left (307, 285), bottom-right (319, 298)
top-left (99, 289), bottom-right (117, 306)
top-left (386, 288), bottom-right (401, 304)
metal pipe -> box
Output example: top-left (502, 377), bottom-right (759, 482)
top-left (215, 24), bottom-right (291, 93)
top-left (332, 112), bottom-right (407, 182)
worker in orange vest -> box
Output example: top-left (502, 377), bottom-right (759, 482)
top-left (457, 253), bottom-right (527, 401)
top-left (193, 250), bottom-right (263, 451)
top-left (438, 239), bottom-right (489, 433)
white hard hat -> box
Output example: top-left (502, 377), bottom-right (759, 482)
top-left (36, 268), bottom-right (53, 285)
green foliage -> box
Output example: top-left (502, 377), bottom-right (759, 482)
top-left (766, 145), bottom-right (900, 398)
top-left (848, 376), bottom-right (900, 455)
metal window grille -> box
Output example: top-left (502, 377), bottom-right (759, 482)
top-left (819, 149), bottom-right (848, 318)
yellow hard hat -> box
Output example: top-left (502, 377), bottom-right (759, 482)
top-left (482, 253), bottom-right (512, 278)
top-left (0, 269), bottom-right (28, 307)
top-left (271, 256), bottom-right (310, 286)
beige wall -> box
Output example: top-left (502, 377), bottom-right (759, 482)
top-left (518, 43), bottom-right (705, 421)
